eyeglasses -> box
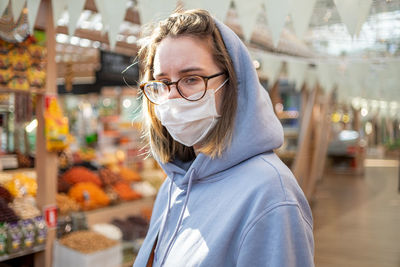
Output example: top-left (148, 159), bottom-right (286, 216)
top-left (139, 72), bottom-right (226, 105)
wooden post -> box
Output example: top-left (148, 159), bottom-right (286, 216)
top-left (292, 85), bottom-right (318, 189)
top-left (34, 0), bottom-right (58, 266)
top-left (304, 89), bottom-right (333, 199)
top-left (269, 80), bottom-right (280, 115)
top-left (299, 84), bottom-right (308, 126)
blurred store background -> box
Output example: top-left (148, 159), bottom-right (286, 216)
top-left (0, 0), bottom-right (399, 266)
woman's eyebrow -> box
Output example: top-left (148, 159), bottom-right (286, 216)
top-left (178, 67), bottom-right (204, 74)
top-left (154, 67), bottom-right (205, 78)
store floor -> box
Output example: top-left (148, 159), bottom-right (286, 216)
top-left (312, 158), bottom-right (400, 267)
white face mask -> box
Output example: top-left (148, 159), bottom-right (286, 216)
top-left (155, 79), bottom-right (228, 147)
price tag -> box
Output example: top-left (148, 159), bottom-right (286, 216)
top-left (44, 205), bottom-right (57, 228)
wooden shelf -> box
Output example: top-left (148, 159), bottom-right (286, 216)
top-left (85, 197), bottom-right (154, 226)
top-left (0, 87), bottom-right (45, 94)
top-left (0, 244), bottom-right (46, 263)
top-left (276, 150), bottom-right (297, 160)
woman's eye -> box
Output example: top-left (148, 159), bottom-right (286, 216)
top-left (182, 76), bottom-right (202, 85)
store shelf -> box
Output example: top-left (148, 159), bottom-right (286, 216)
top-left (0, 244), bottom-right (46, 262)
top-left (276, 150), bottom-right (297, 160)
top-left (283, 127), bottom-right (299, 137)
top-left (0, 87), bottom-right (45, 94)
top-left (85, 197), bottom-right (154, 226)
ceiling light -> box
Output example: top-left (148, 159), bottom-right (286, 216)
top-left (92, 41), bottom-right (101, 48)
top-left (70, 36), bottom-right (80, 45)
top-left (127, 35), bottom-right (137, 44)
top-left (94, 22), bottom-right (103, 31)
top-left (79, 38), bottom-right (91, 47)
top-left (361, 108), bottom-right (368, 117)
top-left (56, 34), bottom-right (69, 43)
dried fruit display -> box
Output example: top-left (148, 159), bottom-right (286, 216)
top-left (59, 230), bottom-right (118, 254)
top-left (119, 167), bottom-right (141, 182)
top-left (68, 182), bottom-right (110, 210)
top-left (62, 167), bottom-right (102, 187)
top-left (56, 193), bottom-right (80, 215)
top-left (4, 173), bottom-right (37, 198)
top-left (0, 185), bottom-right (13, 203)
top-left (99, 168), bottom-right (121, 186)
top-left (9, 197), bottom-right (41, 219)
top-left (0, 198), bottom-right (19, 223)
top-left (57, 176), bottom-right (71, 193)
top-left (112, 182), bottom-right (142, 201)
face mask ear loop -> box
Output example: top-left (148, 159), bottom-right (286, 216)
top-left (214, 78), bottom-right (229, 94)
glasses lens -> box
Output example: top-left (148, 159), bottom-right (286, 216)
top-left (178, 76), bottom-right (206, 100)
top-left (144, 82), bottom-right (169, 104)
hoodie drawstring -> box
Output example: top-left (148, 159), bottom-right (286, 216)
top-left (154, 174), bottom-right (175, 262)
top-left (158, 168), bottom-right (196, 266)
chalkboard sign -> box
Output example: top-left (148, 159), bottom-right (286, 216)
top-left (97, 50), bottom-right (139, 85)
top-left (58, 51), bottom-right (140, 94)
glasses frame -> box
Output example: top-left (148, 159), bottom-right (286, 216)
top-left (139, 72), bottom-right (226, 104)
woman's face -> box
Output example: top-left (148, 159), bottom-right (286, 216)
top-left (153, 36), bottom-right (225, 114)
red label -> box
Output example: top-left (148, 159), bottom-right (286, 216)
top-left (44, 205), bottom-right (57, 228)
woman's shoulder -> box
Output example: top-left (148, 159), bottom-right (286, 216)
top-left (230, 152), bottom-right (310, 214)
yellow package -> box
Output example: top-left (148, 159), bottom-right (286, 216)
top-left (5, 173), bottom-right (37, 198)
top-left (44, 95), bottom-right (70, 152)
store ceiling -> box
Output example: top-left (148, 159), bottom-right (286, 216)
top-left (49, 0), bottom-right (400, 58)
top-left (1, 0), bottom-right (399, 58)
top-left (306, 0), bottom-right (400, 57)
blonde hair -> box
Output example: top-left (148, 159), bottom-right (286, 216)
top-left (138, 9), bottom-right (237, 163)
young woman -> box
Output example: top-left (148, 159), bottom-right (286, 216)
top-left (134, 9), bottom-right (314, 267)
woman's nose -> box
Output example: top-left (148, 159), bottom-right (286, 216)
top-left (168, 84), bottom-right (181, 99)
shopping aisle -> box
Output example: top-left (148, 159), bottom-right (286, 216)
top-left (313, 159), bottom-right (400, 267)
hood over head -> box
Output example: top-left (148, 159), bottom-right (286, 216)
top-left (157, 18), bottom-right (284, 187)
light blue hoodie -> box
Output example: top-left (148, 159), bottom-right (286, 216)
top-left (133, 18), bottom-right (314, 267)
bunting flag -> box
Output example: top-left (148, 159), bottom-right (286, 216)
top-left (289, 0), bottom-right (316, 39)
top-left (336, 71), bottom-right (355, 103)
top-left (379, 62), bottom-right (400, 101)
top-left (137, 0), bottom-right (177, 25)
top-left (286, 60), bottom-right (308, 91)
top-left (11, 0), bottom-right (26, 23)
top-left (0, 0), bottom-right (8, 17)
top-left (336, 79), bottom-right (350, 105)
top-left (334, 0), bottom-right (372, 37)
top-left (364, 63), bottom-right (384, 100)
top-left (101, 0), bottom-right (129, 50)
top-left (234, 0), bottom-right (262, 41)
top-left (51, 0), bottom-right (67, 28)
top-left (259, 52), bottom-right (282, 86)
top-left (183, 0), bottom-right (231, 22)
top-left (347, 62), bottom-right (369, 97)
top-left (94, 0), bottom-right (108, 34)
top-left (27, 0), bottom-right (41, 33)
top-left (354, 1), bottom-right (372, 36)
top-left (304, 68), bottom-right (318, 91)
top-left (316, 63), bottom-right (337, 93)
top-left (264, 0), bottom-right (290, 47)
top-left (67, 0), bottom-right (86, 35)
